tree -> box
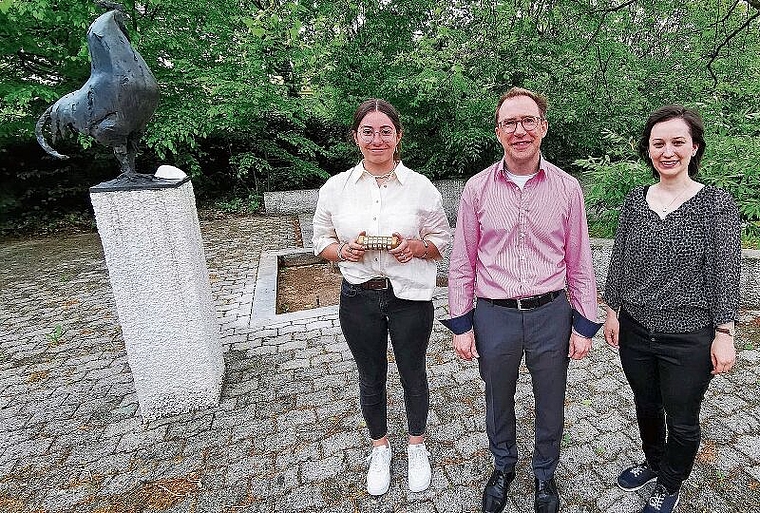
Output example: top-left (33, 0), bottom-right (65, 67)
top-left (1, 0), bottom-right (758, 242)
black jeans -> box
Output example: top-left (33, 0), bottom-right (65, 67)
top-left (339, 279), bottom-right (433, 440)
top-left (618, 308), bottom-right (714, 493)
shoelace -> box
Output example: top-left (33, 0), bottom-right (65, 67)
top-left (408, 445), bottom-right (430, 469)
top-left (648, 485), bottom-right (667, 508)
top-left (367, 446), bottom-right (390, 473)
top-left (631, 465), bottom-right (646, 476)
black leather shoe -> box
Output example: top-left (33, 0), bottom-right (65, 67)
top-left (482, 468), bottom-right (515, 513)
top-left (534, 477), bottom-right (560, 513)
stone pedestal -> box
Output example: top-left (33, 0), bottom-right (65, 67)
top-left (90, 177), bottom-right (223, 421)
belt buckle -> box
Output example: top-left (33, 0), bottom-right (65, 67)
top-left (516, 298), bottom-right (525, 310)
top-left (367, 278), bottom-right (389, 290)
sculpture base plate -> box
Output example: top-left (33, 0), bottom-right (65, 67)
top-left (90, 174), bottom-right (190, 193)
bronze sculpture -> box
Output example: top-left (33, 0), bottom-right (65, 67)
top-left (35, 2), bottom-right (159, 180)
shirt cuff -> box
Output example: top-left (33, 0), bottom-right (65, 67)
top-left (440, 310), bottom-right (474, 335)
top-left (572, 309), bottom-right (602, 338)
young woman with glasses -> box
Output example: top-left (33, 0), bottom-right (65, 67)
top-left (312, 98), bottom-right (451, 496)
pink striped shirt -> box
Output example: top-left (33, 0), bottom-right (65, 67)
top-left (446, 158), bottom-right (600, 337)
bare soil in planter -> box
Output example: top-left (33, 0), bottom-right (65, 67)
top-left (277, 262), bottom-right (342, 314)
top-left (276, 259), bottom-right (448, 314)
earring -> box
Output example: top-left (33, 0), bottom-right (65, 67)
top-left (692, 151), bottom-right (697, 157)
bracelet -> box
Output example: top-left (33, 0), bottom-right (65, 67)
top-left (715, 326), bottom-right (735, 337)
top-left (421, 239), bottom-right (429, 259)
top-left (336, 241), bottom-right (348, 261)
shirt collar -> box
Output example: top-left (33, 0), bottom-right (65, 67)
top-left (394, 161), bottom-right (409, 184)
top-left (350, 161), bottom-right (408, 185)
top-left (349, 164), bottom-right (364, 183)
top-left (495, 156), bottom-right (547, 183)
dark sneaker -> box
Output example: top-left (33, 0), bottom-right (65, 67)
top-left (641, 483), bottom-right (680, 513)
top-left (617, 461), bottom-right (658, 491)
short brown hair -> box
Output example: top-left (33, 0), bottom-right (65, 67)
top-left (494, 87), bottom-right (548, 126)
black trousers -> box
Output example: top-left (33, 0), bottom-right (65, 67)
top-left (618, 308), bottom-right (714, 493)
top-left (473, 293), bottom-right (572, 480)
top-left (339, 279), bottom-right (433, 440)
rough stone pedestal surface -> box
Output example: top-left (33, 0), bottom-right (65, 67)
top-left (90, 180), bottom-right (223, 421)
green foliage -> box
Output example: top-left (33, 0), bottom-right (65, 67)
top-left (1, 0), bottom-right (760, 234)
top-left (575, 131), bottom-right (651, 238)
top-left (575, 122), bottom-right (760, 248)
top-left (701, 134), bottom-right (760, 247)
top-left (0, 0), bottom-right (95, 142)
top-left (136, 0), bottom-right (332, 190)
top-left (45, 323), bottom-right (66, 345)
top-left (213, 195), bottom-right (261, 214)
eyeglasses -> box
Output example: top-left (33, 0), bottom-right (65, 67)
top-left (358, 125), bottom-right (396, 143)
top-left (497, 116), bottom-right (544, 133)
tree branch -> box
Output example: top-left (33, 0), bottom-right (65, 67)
top-left (589, 0), bottom-right (638, 14)
top-left (706, 9), bottom-right (760, 87)
top-left (595, 45), bottom-right (614, 105)
top-left (580, 0), bottom-right (638, 53)
top-left (713, 0), bottom-right (742, 27)
top-left (15, 49), bottom-right (59, 81)
top-left (93, 0), bottom-right (126, 11)
top-left (581, 13), bottom-right (607, 54)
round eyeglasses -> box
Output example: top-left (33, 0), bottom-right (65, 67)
top-left (358, 125), bottom-right (396, 143)
top-left (497, 116), bottom-right (544, 133)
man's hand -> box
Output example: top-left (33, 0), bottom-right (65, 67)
top-left (568, 332), bottom-right (591, 360)
top-left (453, 330), bottom-right (479, 361)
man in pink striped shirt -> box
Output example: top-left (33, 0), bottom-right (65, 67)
top-left (442, 87), bottom-right (601, 513)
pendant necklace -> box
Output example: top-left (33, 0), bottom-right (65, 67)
top-left (659, 183), bottom-right (692, 214)
top-left (362, 161), bottom-right (398, 181)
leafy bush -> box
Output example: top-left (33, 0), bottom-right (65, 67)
top-left (575, 130), bottom-right (650, 238)
top-left (700, 135), bottom-right (760, 247)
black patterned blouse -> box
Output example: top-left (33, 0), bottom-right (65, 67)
top-left (603, 184), bottom-right (741, 333)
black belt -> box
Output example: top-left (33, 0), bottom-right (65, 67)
top-left (360, 277), bottom-right (391, 290)
top-left (481, 290), bottom-right (563, 311)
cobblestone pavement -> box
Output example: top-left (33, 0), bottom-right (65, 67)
top-left (1, 214), bottom-right (759, 513)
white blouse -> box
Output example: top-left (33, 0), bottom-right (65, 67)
top-left (312, 162), bottom-right (451, 301)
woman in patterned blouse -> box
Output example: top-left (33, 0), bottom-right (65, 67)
top-left (602, 105), bottom-right (741, 513)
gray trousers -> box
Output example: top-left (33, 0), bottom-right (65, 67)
top-left (474, 294), bottom-right (572, 480)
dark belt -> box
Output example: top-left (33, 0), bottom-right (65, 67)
top-left (481, 290), bottom-right (563, 311)
top-left (360, 277), bottom-right (391, 290)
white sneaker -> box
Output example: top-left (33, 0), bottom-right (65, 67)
top-left (366, 442), bottom-right (392, 495)
top-left (407, 443), bottom-right (431, 492)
